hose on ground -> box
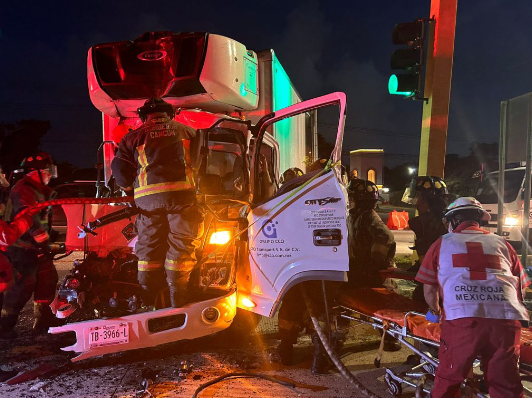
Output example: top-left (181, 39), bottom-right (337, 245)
top-left (301, 285), bottom-right (382, 398)
top-left (192, 372), bottom-right (296, 398)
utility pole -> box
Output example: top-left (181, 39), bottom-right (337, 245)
top-left (418, 0), bottom-right (458, 178)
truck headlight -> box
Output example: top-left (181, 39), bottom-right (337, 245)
top-left (504, 215), bottom-right (521, 226)
top-left (209, 231), bottom-right (231, 245)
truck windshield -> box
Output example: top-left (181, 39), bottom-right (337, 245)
top-left (476, 169), bottom-right (525, 204)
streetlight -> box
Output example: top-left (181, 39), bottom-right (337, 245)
top-left (408, 167), bottom-right (417, 175)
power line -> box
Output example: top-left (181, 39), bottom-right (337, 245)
top-left (318, 122), bottom-right (471, 142)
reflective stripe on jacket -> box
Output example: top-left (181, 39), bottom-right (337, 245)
top-left (8, 176), bottom-right (54, 249)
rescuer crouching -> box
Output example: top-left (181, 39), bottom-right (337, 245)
top-left (111, 98), bottom-right (204, 310)
top-left (415, 197), bottom-right (530, 398)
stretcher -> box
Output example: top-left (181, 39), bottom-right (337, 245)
top-left (336, 285), bottom-right (532, 397)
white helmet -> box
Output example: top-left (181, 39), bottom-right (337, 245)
top-left (443, 197), bottom-right (491, 223)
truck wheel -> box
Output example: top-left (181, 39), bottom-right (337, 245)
top-left (227, 309), bottom-right (262, 335)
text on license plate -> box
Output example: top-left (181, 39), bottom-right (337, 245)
top-left (88, 323), bottom-right (129, 348)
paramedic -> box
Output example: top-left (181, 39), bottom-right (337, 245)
top-left (416, 197), bottom-right (529, 398)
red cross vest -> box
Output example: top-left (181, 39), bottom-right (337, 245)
top-left (438, 228), bottom-right (529, 321)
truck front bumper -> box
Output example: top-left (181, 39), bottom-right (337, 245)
top-left (50, 291), bottom-right (236, 362)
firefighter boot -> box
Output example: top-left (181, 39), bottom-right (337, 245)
top-left (0, 368), bottom-right (17, 382)
top-left (138, 286), bottom-right (156, 312)
top-left (311, 332), bottom-right (329, 374)
top-left (0, 313), bottom-right (19, 339)
top-left (33, 302), bottom-right (61, 334)
top-left (169, 284), bottom-right (188, 309)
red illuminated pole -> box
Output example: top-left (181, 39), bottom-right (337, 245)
top-left (418, 0), bottom-right (458, 178)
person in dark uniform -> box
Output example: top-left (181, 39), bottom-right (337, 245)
top-left (0, 209), bottom-right (37, 380)
top-left (276, 160), bottom-right (335, 374)
top-left (347, 178), bottom-right (396, 287)
top-left (0, 152), bottom-right (58, 336)
top-left (402, 176), bottom-right (450, 301)
top-left (346, 178), bottom-right (399, 351)
top-left (111, 98), bottom-right (204, 309)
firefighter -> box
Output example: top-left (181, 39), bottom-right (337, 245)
top-left (111, 98), bottom-right (204, 309)
top-left (277, 281), bottom-right (335, 374)
top-left (276, 163), bottom-right (344, 374)
top-left (402, 176), bottom-right (450, 301)
top-left (0, 152), bottom-right (58, 337)
top-left (347, 178), bottom-right (396, 287)
top-left (415, 197), bottom-right (529, 398)
top-left (346, 178), bottom-right (400, 351)
top-left (0, 209), bottom-right (37, 380)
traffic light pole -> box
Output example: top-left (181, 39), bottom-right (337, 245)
top-left (418, 0), bottom-right (458, 178)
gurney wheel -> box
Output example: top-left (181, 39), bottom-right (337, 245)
top-left (384, 373), bottom-right (402, 397)
top-left (422, 362), bottom-right (436, 375)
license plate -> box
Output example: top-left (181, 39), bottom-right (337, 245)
top-left (88, 323), bottom-right (129, 348)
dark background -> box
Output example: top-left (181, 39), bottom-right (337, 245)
top-left (0, 0), bottom-right (530, 173)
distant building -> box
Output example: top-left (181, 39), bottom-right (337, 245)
top-left (349, 149), bottom-right (384, 186)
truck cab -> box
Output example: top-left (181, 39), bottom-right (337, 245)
top-left (49, 32), bottom-right (349, 361)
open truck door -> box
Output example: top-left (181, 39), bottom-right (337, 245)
top-left (238, 92), bottom-right (348, 317)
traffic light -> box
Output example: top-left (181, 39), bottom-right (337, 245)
top-left (388, 20), bottom-right (425, 98)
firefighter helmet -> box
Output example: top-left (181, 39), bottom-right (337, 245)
top-left (308, 158), bottom-right (329, 172)
top-left (402, 176), bottom-right (448, 205)
top-left (21, 152), bottom-right (57, 178)
top-left (347, 178), bottom-right (379, 202)
top-left (280, 167), bottom-right (304, 185)
top-left (138, 98), bottom-right (175, 122)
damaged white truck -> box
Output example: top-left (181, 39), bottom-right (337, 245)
top-left (48, 31), bottom-right (349, 361)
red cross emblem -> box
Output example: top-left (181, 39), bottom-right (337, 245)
top-left (452, 242), bottom-right (501, 280)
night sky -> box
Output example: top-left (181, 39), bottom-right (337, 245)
top-left (1, 0), bottom-right (532, 169)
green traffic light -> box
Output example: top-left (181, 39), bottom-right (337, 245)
top-left (388, 74), bottom-right (414, 96)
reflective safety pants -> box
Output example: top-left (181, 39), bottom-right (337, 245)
top-left (1, 247), bottom-right (58, 330)
top-left (432, 318), bottom-right (523, 398)
top-left (135, 204), bottom-right (204, 296)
